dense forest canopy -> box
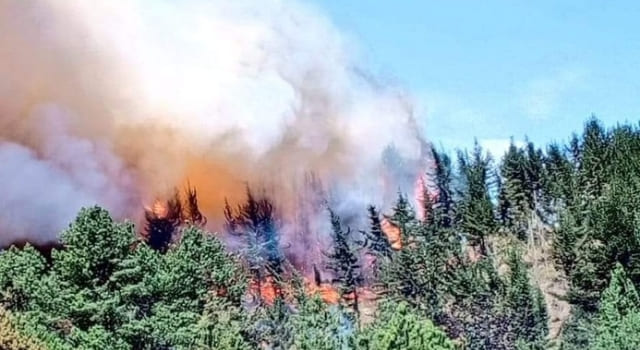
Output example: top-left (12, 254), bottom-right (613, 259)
top-left (2, 117), bottom-right (640, 349)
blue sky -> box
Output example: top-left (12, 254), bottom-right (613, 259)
top-left (311, 1), bottom-right (640, 158)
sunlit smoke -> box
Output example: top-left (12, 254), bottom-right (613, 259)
top-left (0, 0), bottom-right (428, 249)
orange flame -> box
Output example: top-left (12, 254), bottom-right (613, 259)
top-left (249, 277), bottom-right (340, 305)
top-left (151, 199), bottom-right (169, 219)
top-left (305, 279), bottom-right (340, 304)
top-left (381, 217), bottom-right (402, 250)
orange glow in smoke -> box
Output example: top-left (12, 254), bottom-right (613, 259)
top-left (179, 156), bottom-right (248, 224)
top-left (381, 217), bottom-right (402, 250)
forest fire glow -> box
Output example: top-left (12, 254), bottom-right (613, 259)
top-left (381, 218), bottom-right (402, 251)
top-left (0, 0), bottom-right (428, 249)
top-left (249, 277), bottom-right (340, 305)
top-left (150, 200), bottom-right (169, 219)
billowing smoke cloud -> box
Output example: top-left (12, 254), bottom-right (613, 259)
top-left (0, 0), bottom-right (428, 247)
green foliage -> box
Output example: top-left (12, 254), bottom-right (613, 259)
top-left (378, 195), bottom-right (454, 321)
top-left (0, 245), bottom-right (47, 311)
top-left (289, 297), bottom-right (355, 350)
top-left (503, 249), bottom-right (548, 347)
top-left (0, 206), bottom-right (247, 350)
top-left (363, 205), bottom-right (392, 259)
top-left (497, 140), bottom-right (547, 240)
top-left (457, 141), bottom-right (496, 255)
top-left (559, 309), bottom-right (596, 350)
top-left (429, 148), bottom-right (456, 228)
top-left (195, 298), bottom-right (251, 350)
top-left (592, 264), bottom-right (640, 349)
top-left (552, 119), bottom-right (640, 348)
top-left (0, 308), bottom-right (45, 350)
top-left (357, 302), bottom-right (455, 350)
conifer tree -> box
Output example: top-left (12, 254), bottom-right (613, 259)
top-left (288, 296), bottom-right (356, 350)
top-left (183, 184), bottom-right (207, 227)
top-left (363, 205), bottom-right (392, 259)
top-left (544, 142), bottom-right (575, 206)
top-left (457, 141), bottom-right (496, 255)
top-left (144, 190), bottom-right (182, 252)
top-left (592, 263), bottom-right (640, 349)
top-left (504, 249), bottom-right (548, 347)
top-left (357, 302), bottom-right (455, 350)
top-left (390, 193), bottom-right (415, 231)
top-left (0, 207), bottom-right (248, 349)
top-left (0, 308), bottom-right (45, 350)
top-left (225, 188), bottom-right (285, 301)
top-left (429, 148), bottom-right (455, 228)
top-left (378, 195), bottom-right (449, 322)
top-left (325, 209), bottom-right (363, 317)
top-left (498, 141), bottom-right (530, 238)
top-left (578, 117), bottom-right (610, 197)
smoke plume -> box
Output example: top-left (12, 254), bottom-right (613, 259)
top-left (0, 0), bottom-right (428, 247)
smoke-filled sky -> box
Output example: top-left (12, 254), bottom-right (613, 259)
top-left (313, 0), bottom-right (640, 157)
top-left (0, 0), bottom-right (428, 246)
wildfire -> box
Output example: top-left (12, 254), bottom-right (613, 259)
top-left (305, 279), bottom-right (340, 304)
top-left (381, 217), bottom-right (402, 250)
top-left (249, 276), bottom-right (340, 305)
top-left (150, 200), bottom-right (169, 219)
top-left (415, 175), bottom-right (427, 221)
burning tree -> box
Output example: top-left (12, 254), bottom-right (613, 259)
top-left (224, 187), bottom-right (286, 303)
top-left (144, 190), bottom-right (182, 252)
top-left (183, 184), bottom-right (207, 227)
top-left (143, 185), bottom-right (207, 252)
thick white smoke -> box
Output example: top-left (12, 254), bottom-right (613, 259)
top-left (0, 0), bottom-right (427, 247)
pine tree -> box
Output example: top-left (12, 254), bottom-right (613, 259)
top-left (225, 188), bottom-right (285, 302)
top-left (357, 301), bottom-right (455, 350)
top-left (429, 148), bottom-right (455, 228)
top-left (457, 141), bottom-right (496, 256)
top-left (144, 190), bottom-right (182, 252)
top-left (363, 205), bottom-right (392, 259)
top-left (567, 239), bottom-right (610, 312)
top-left (498, 141), bottom-right (530, 238)
top-left (196, 298), bottom-right (251, 350)
top-left (544, 142), bottom-right (576, 207)
top-left (566, 178), bottom-right (640, 311)
top-left (183, 184), bottom-right (207, 227)
top-left (378, 195), bottom-right (450, 322)
top-left (325, 209), bottom-right (363, 317)
top-left (578, 117), bottom-right (610, 197)
top-left (390, 193), bottom-right (415, 231)
top-left (0, 207), bottom-right (249, 349)
top-left (503, 249), bottom-right (548, 347)
top-left (0, 245), bottom-right (47, 311)
top-left (289, 296), bottom-right (356, 350)
top-left (0, 308), bottom-right (45, 350)
top-left (592, 263), bottom-right (640, 349)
